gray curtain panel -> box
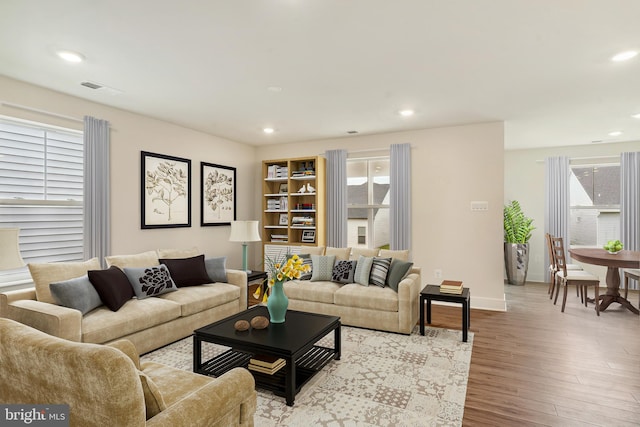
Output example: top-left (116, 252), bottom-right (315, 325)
top-left (620, 152), bottom-right (640, 289)
top-left (544, 156), bottom-right (570, 282)
top-left (390, 143), bottom-right (411, 251)
top-left (83, 116), bottom-right (111, 265)
top-left (325, 149), bottom-right (347, 248)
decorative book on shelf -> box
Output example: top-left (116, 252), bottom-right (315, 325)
top-left (440, 280), bottom-right (463, 294)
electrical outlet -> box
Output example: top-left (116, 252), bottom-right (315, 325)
top-left (434, 269), bottom-right (442, 279)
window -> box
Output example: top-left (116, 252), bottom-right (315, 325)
top-left (0, 118), bottom-right (83, 285)
top-left (569, 163), bottom-right (620, 247)
top-left (347, 157), bottom-right (389, 249)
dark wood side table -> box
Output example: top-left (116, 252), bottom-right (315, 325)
top-left (419, 284), bottom-right (470, 342)
top-left (246, 270), bottom-right (268, 308)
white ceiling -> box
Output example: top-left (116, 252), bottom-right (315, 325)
top-left (2, 0), bottom-right (640, 150)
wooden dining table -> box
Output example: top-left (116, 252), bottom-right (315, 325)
top-left (569, 248), bottom-right (640, 314)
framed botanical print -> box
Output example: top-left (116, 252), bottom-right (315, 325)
top-left (141, 151), bottom-right (191, 229)
top-left (201, 162), bottom-right (236, 226)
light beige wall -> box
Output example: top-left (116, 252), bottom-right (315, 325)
top-left (504, 141), bottom-right (640, 283)
top-left (256, 122), bottom-right (507, 310)
top-left (0, 75), bottom-right (257, 268)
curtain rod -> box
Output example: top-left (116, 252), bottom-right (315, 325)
top-left (318, 145), bottom-right (415, 156)
top-left (0, 101), bottom-right (83, 123)
top-left (535, 155), bottom-right (620, 163)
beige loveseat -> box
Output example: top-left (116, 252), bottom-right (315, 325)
top-left (0, 318), bottom-right (256, 426)
top-left (0, 248), bottom-right (246, 354)
top-left (282, 247), bottom-right (422, 334)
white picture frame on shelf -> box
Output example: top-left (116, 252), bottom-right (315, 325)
top-left (279, 214), bottom-right (288, 226)
top-left (301, 230), bottom-right (316, 243)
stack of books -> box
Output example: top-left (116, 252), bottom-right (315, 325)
top-left (292, 170), bottom-right (315, 177)
top-left (440, 280), bottom-right (463, 294)
top-left (248, 354), bottom-right (286, 375)
top-left (266, 199), bottom-right (281, 210)
top-left (270, 234), bottom-right (288, 242)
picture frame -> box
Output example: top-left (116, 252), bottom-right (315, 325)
top-left (201, 162), bottom-right (236, 226)
top-left (141, 151), bottom-right (191, 229)
top-left (279, 183), bottom-right (288, 194)
top-left (279, 213), bottom-right (288, 226)
top-left (301, 230), bottom-right (316, 243)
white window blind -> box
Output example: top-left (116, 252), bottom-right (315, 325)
top-left (0, 118), bottom-right (83, 285)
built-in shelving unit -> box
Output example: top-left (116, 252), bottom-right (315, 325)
top-left (262, 156), bottom-right (325, 251)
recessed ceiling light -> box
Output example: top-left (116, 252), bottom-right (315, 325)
top-left (632, 113), bottom-right (640, 119)
top-left (608, 131), bottom-right (623, 136)
top-left (267, 86), bottom-right (282, 92)
top-left (611, 51), bottom-right (638, 62)
top-left (399, 109), bottom-right (414, 117)
top-left (263, 128), bottom-right (275, 134)
top-left (56, 50), bottom-right (85, 63)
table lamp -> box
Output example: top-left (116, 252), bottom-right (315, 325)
top-left (229, 221), bottom-right (261, 272)
top-left (0, 228), bottom-right (25, 270)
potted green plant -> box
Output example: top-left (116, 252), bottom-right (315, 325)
top-left (503, 200), bottom-right (535, 285)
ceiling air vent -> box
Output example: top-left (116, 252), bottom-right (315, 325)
top-left (81, 81), bottom-right (102, 90)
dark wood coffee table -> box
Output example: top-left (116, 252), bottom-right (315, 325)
top-left (193, 306), bottom-right (341, 406)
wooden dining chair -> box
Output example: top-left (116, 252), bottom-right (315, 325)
top-left (545, 233), bottom-right (583, 299)
top-left (551, 236), bottom-right (600, 316)
top-left (623, 269), bottom-right (640, 309)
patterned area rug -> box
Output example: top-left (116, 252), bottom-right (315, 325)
top-left (141, 325), bottom-right (473, 426)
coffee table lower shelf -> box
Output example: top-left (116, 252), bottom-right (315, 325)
top-left (198, 345), bottom-right (336, 396)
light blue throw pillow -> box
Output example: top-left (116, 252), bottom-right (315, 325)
top-left (49, 274), bottom-right (103, 315)
top-left (205, 256), bottom-right (228, 282)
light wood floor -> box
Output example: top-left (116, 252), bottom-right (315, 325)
top-left (426, 282), bottom-right (640, 427)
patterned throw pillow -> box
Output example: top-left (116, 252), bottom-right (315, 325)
top-left (310, 255), bottom-right (336, 281)
top-left (369, 257), bottom-right (392, 287)
top-left (332, 260), bottom-right (356, 284)
top-left (354, 255), bottom-right (373, 286)
top-left (124, 265), bottom-right (178, 299)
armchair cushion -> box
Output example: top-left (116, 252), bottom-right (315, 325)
top-left (139, 371), bottom-right (167, 419)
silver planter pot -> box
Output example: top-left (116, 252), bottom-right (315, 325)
top-left (504, 243), bottom-right (530, 285)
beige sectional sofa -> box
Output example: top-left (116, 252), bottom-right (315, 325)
top-left (0, 248), bottom-right (246, 354)
top-left (281, 246), bottom-right (422, 334)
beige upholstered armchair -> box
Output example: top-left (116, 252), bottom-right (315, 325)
top-left (0, 318), bottom-right (256, 426)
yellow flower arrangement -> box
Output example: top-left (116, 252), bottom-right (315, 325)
top-left (252, 253), bottom-right (310, 303)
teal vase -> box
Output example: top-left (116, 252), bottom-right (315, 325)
top-left (267, 281), bottom-right (288, 323)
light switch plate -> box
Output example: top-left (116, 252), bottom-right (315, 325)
top-left (470, 201), bottom-right (489, 211)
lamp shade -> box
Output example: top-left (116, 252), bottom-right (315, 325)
top-left (0, 228), bottom-right (25, 270)
top-left (229, 221), bottom-right (261, 243)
